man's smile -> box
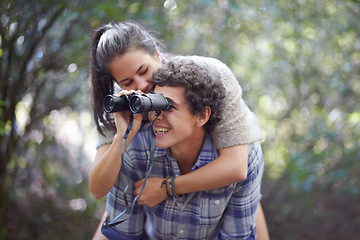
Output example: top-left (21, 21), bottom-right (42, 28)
top-left (154, 127), bottom-right (170, 135)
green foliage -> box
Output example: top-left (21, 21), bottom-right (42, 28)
top-left (1, 0), bottom-right (359, 239)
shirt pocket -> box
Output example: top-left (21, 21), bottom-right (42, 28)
top-left (198, 192), bottom-right (228, 228)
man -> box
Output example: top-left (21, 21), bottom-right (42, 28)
top-left (101, 57), bottom-right (264, 239)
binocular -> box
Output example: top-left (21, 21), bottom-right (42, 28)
top-left (103, 92), bottom-right (173, 114)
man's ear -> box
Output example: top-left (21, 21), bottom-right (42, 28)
top-left (196, 106), bottom-right (211, 127)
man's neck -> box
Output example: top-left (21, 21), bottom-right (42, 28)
top-left (170, 127), bottom-right (206, 175)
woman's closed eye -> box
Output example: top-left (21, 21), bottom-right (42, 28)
top-left (118, 79), bottom-right (132, 87)
top-left (139, 67), bottom-right (148, 75)
top-left (123, 80), bottom-right (133, 87)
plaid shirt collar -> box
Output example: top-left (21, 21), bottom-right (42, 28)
top-left (152, 132), bottom-right (219, 172)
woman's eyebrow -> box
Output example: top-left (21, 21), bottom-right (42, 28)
top-left (135, 64), bottom-right (145, 74)
top-left (119, 64), bottom-right (145, 83)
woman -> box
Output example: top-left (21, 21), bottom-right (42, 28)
top-left (89, 20), bottom-right (269, 240)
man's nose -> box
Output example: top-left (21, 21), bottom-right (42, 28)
top-left (150, 110), bottom-right (163, 122)
top-left (155, 110), bottom-right (164, 120)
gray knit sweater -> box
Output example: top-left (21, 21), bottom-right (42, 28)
top-left (96, 55), bottom-right (263, 149)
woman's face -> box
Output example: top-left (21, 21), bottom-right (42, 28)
top-left (108, 48), bottom-right (162, 93)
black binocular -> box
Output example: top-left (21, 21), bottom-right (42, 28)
top-left (103, 92), bottom-right (173, 114)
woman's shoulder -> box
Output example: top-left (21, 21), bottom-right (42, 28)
top-left (164, 55), bottom-right (237, 88)
top-left (168, 55), bottom-right (227, 68)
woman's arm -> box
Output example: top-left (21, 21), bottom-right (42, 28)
top-left (89, 134), bottom-right (125, 199)
top-left (175, 144), bottom-right (248, 191)
top-left (89, 123), bottom-right (142, 198)
top-left (89, 97), bottom-right (143, 199)
top-left (134, 144), bottom-right (248, 206)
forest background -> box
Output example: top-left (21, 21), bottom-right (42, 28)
top-left (1, 0), bottom-right (359, 239)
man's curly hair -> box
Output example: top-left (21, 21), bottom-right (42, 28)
top-left (152, 57), bottom-right (225, 131)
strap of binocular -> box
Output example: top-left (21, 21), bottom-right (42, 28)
top-left (104, 112), bottom-right (159, 229)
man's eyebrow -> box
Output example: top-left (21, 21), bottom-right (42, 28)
top-left (119, 64), bottom-right (145, 83)
top-left (168, 98), bottom-right (180, 108)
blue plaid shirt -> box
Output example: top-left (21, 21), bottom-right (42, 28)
top-left (102, 123), bottom-right (264, 240)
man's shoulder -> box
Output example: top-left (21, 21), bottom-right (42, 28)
top-left (194, 133), bottom-right (219, 168)
top-left (138, 122), bottom-right (153, 135)
top-left (128, 123), bottom-right (154, 150)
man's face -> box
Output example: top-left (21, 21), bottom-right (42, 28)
top-left (149, 86), bottom-right (203, 150)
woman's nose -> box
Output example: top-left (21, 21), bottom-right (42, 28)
top-left (134, 76), bottom-right (151, 92)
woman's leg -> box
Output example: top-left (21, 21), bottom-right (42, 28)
top-left (92, 213), bottom-right (108, 240)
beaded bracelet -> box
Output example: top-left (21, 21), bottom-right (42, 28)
top-left (161, 176), bottom-right (171, 198)
top-left (169, 176), bottom-right (180, 198)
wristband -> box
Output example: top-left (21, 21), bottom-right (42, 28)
top-left (169, 176), bottom-right (180, 198)
top-left (161, 176), bottom-right (171, 198)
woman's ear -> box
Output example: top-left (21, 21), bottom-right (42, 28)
top-left (196, 106), bottom-right (211, 127)
top-left (155, 50), bottom-right (162, 62)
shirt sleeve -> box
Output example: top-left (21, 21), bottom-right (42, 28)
top-left (218, 142), bottom-right (264, 239)
top-left (95, 124), bottom-right (115, 149)
top-left (208, 58), bottom-right (263, 148)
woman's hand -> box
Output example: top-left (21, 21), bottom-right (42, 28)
top-left (113, 90), bottom-right (143, 138)
top-left (134, 177), bottom-right (168, 207)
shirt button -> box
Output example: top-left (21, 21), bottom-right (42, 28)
top-left (179, 229), bottom-right (184, 234)
top-left (215, 200), bottom-right (220, 205)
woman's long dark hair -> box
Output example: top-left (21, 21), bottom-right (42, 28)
top-left (90, 20), bottom-right (163, 136)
